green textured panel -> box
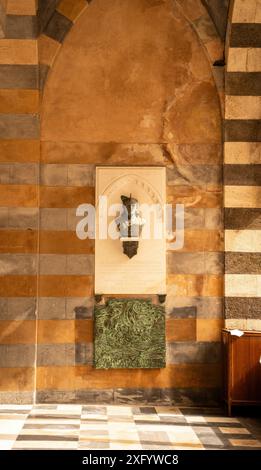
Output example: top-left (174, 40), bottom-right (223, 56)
top-left (94, 299), bottom-right (166, 369)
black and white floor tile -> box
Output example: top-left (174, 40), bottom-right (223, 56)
top-left (0, 405), bottom-right (260, 450)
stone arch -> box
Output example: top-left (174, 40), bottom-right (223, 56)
top-left (39, 0), bottom-right (222, 141)
top-left (202, 0), bottom-right (230, 41)
top-left (38, 0), bottom-right (225, 103)
top-left (101, 173), bottom-right (163, 206)
top-left (38, 0), bottom-right (91, 90)
top-left (36, 0), bottom-right (224, 405)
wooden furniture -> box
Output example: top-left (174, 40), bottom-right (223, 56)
top-left (222, 329), bottom-right (261, 416)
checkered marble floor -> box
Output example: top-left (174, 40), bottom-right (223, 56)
top-left (0, 405), bottom-right (260, 450)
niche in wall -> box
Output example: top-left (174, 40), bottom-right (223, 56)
top-left (94, 167), bottom-right (166, 369)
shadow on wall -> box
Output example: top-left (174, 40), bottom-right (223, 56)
top-left (0, 0), bottom-right (7, 37)
top-left (37, 0), bottom-right (61, 34)
top-left (201, 0), bottom-right (230, 40)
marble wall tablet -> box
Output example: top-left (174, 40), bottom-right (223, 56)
top-left (95, 167), bottom-right (166, 295)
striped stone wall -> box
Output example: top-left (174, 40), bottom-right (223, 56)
top-left (1, 0), bottom-right (259, 406)
top-left (0, 0), bottom-right (225, 406)
top-left (0, 0), bottom-right (39, 403)
top-left (224, 0), bottom-right (261, 330)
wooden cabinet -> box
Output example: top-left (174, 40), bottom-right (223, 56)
top-left (222, 329), bottom-right (261, 416)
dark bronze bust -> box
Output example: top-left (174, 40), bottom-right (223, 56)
top-left (115, 194), bottom-right (145, 258)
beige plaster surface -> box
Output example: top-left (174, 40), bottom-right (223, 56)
top-left (41, 0), bottom-right (220, 144)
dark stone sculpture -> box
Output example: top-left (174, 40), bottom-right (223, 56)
top-left (115, 194), bottom-right (145, 259)
top-left (158, 294), bottom-right (167, 304)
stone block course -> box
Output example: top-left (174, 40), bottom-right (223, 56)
top-left (232, 0), bottom-right (259, 23)
top-left (167, 274), bottom-right (223, 297)
top-left (37, 343), bottom-right (76, 366)
top-left (0, 162), bottom-right (38, 184)
top-left (0, 297), bottom-right (36, 320)
top-left (0, 344), bottom-right (35, 367)
top-left (0, 230), bottom-right (38, 253)
top-left (0, 319), bottom-right (36, 344)
top-left (5, 14), bottom-right (38, 39)
top-left (230, 23), bottom-right (261, 48)
top-left (38, 274), bottom-right (94, 297)
top-left (167, 252), bottom-right (223, 275)
top-left (167, 165), bottom-right (222, 187)
top-left (225, 95), bottom-right (261, 119)
top-left (225, 229), bottom-right (261, 252)
top-left (225, 274), bottom-right (260, 297)
top-left (227, 48), bottom-right (261, 72)
top-left (166, 296), bottom-right (223, 319)
top-left (224, 119), bottom-right (261, 141)
top-left (224, 164), bottom-right (261, 186)
top-left (0, 184), bottom-right (37, 207)
top-left (7, 1), bottom-right (37, 16)
top-left (37, 296), bottom-right (93, 319)
top-left (39, 254), bottom-right (94, 275)
top-left (57, 0), bottom-right (88, 23)
top-left (225, 297), bottom-right (261, 319)
top-left (224, 142), bottom-right (261, 164)
top-left (35, 363), bottom-right (222, 390)
top-left (0, 114), bottom-right (39, 139)
top-left (39, 231), bottom-right (94, 254)
top-left (37, 319), bottom-right (93, 344)
top-left (224, 186), bottom-right (261, 208)
top-left (0, 140), bottom-right (39, 163)
top-left (0, 64), bottom-right (38, 89)
top-left (226, 72), bottom-right (261, 95)
top-left (225, 252), bottom-right (261, 274)
top-left (0, 207), bottom-right (38, 229)
top-left (225, 208), bottom-right (261, 229)
top-left (197, 319), bottom-right (223, 341)
top-left (167, 341), bottom-right (221, 364)
top-left (39, 186), bottom-right (94, 208)
top-left (0, 89), bottom-right (39, 114)
top-left (40, 208), bottom-right (67, 230)
top-left (0, 254), bottom-right (37, 275)
top-left (0, 39), bottom-right (38, 64)
top-left (44, 10), bottom-right (72, 43)
top-left (0, 276), bottom-right (37, 296)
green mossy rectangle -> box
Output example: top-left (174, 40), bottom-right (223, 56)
top-left (94, 298), bottom-right (166, 369)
